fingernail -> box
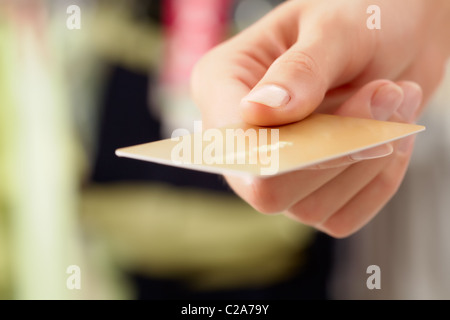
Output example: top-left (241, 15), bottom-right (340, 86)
top-left (370, 83), bottom-right (403, 121)
top-left (241, 85), bottom-right (290, 108)
top-left (350, 144), bottom-right (393, 161)
top-left (397, 83), bottom-right (422, 122)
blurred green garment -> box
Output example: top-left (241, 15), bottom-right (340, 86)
top-left (0, 3), bottom-right (126, 300)
top-left (0, 12), bottom-right (14, 299)
top-left (0, 6), bottom-right (84, 299)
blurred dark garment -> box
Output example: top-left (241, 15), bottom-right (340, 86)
top-left (91, 65), bottom-right (231, 192)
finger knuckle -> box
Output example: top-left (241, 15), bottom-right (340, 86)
top-left (190, 49), bottom-right (216, 93)
top-left (278, 50), bottom-right (318, 77)
top-left (378, 173), bottom-right (402, 196)
top-left (246, 179), bottom-right (286, 214)
top-left (288, 200), bottom-right (325, 226)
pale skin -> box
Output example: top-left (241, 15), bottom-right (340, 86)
top-left (191, 0), bottom-right (450, 238)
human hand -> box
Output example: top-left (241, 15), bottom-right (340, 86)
top-left (190, 0), bottom-right (450, 237)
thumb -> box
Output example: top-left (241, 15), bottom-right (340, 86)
top-left (239, 42), bottom-right (335, 126)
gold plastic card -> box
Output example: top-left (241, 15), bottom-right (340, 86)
top-left (116, 114), bottom-right (425, 177)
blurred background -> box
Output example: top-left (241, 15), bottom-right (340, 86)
top-left (0, 0), bottom-right (449, 300)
